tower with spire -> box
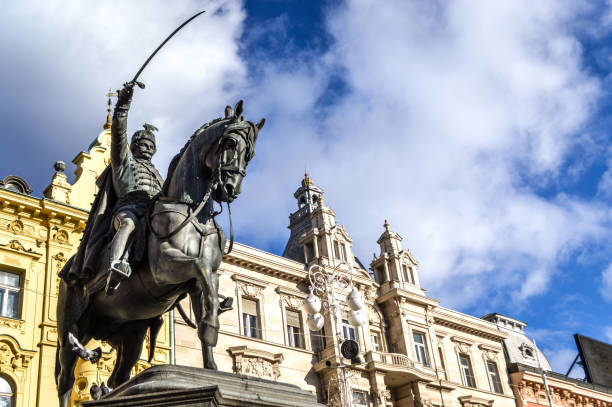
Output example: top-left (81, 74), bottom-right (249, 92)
top-left (370, 219), bottom-right (423, 295)
top-left (282, 171), bottom-right (325, 262)
top-left (283, 172), bottom-right (366, 273)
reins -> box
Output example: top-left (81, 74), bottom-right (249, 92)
top-left (148, 164), bottom-right (235, 255)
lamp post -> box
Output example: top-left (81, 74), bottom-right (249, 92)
top-left (304, 262), bottom-right (365, 407)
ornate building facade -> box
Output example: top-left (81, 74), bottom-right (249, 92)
top-left (174, 174), bottom-right (519, 407)
top-left (0, 103), bottom-right (171, 407)
top-left (1, 101), bottom-right (610, 407)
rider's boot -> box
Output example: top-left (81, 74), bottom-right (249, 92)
top-left (105, 260), bottom-right (132, 295)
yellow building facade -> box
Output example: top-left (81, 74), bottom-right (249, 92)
top-left (0, 105), bottom-right (171, 407)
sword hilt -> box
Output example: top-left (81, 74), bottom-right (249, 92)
top-left (127, 81), bottom-right (146, 89)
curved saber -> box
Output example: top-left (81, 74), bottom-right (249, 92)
top-left (131, 10), bottom-right (206, 86)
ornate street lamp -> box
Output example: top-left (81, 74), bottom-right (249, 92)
top-left (305, 262), bottom-right (365, 407)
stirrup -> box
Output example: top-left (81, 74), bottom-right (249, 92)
top-left (105, 260), bottom-right (132, 295)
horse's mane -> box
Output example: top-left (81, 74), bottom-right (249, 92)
top-left (161, 117), bottom-right (226, 195)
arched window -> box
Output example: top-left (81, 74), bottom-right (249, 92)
top-left (0, 376), bottom-right (15, 407)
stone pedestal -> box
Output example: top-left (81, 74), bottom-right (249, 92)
top-left (82, 365), bottom-right (324, 407)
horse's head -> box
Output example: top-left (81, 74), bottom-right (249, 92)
top-left (204, 100), bottom-right (265, 203)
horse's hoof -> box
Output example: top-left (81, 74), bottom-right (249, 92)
top-left (219, 296), bottom-right (233, 314)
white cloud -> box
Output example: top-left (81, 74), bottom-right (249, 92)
top-left (234, 0), bottom-right (612, 310)
top-left (601, 263), bottom-right (612, 301)
top-left (2, 0), bottom-right (612, 315)
top-left (0, 1), bottom-right (247, 185)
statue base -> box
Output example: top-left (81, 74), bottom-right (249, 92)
top-left (82, 364), bottom-right (324, 407)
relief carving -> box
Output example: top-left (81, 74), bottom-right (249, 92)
top-left (239, 282), bottom-right (263, 298)
top-left (132, 359), bottom-right (151, 376)
top-left (54, 229), bottom-right (70, 245)
top-left (0, 317), bottom-right (25, 333)
top-left (0, 239), bottom-right (41, 257)
top-left (0, 336), bottom-right (36, 387)
top-left (53, 252), bottom-right (68, 293)
top-left (368, 304), bottom-right (381, 325)
top-left (228, 346), bottom-right (283, 381)
top-left (8, 220), bottom-right (23, 234)
top-left (281, 295), bottom-right (304, 309)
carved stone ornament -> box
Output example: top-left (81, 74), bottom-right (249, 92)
top-left (54, 252), bottom-right (67, 292)
top-left (8, 220), bottom-right (23, 234)
top-left (132, 359), bottom-right (152, 376)
top-left (365, 286), bottom-right (376, 302)
top-left (0, 335), bottom-right (36, 387)
top-left (0, 317), bottom-right (25, 333)
top-left (228, 346), bottom-right (283, 381)
top-left (451, 336), bottom-right (473, 353)
top-left (55, 229), bottom-right (70, 244)
top-left (239, 282), bottom-right (263, 298)
top-left (368, 304), bottom-right (381, 325)
top-left (0, 239), bottom-right (41, 257)
top-left (374, 388), bottom-right (391, 404)
top-left (281, 295), bottom-right (304, 309)
top-left (519, 384), bottom-right (535, 400)
top-left (483, 350), bottom-right (497, 361)
top-left (96, 353), bottom-right (116, 375)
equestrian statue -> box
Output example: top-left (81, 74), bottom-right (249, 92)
top-left (54, 14), bottom-right (265, 406)
top-left (55, 81), bottom-right (264, 405)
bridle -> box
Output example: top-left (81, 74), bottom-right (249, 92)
top-left (148, 126), bottom-right (252, 255)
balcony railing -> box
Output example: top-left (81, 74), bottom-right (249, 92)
top-left (366, 351), bottom-right (415, 368)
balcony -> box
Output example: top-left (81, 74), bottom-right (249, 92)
top-left (365, 351), bottom-right (437, 388)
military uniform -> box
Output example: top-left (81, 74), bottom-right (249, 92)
top-left (106, 85), bottom-right (163, 292)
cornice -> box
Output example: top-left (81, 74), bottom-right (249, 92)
top-left (0, 189), bottom-right (88, 228)
top-left (376, 287), bottom-right (439, 308)
top-left (432, 307), bottom-right (507, 342)
top-left (223, 242), bottom-right (307, 283)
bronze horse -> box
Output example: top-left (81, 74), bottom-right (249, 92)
top-left (55, 101), bottom-right (264, 406)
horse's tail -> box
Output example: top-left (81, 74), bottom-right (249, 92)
top-left (175, 302), bottom-right (197, 328)
top-left (147, 316), bottom-right (164, 363)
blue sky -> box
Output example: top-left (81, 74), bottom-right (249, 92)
top-left (0, 0), bottom-right (611, 375)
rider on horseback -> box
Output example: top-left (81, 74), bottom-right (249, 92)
top-left (106, 82), bottom-right (163, 293)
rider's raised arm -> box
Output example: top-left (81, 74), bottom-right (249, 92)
top-left (111, 83), bottom-right (134, 169)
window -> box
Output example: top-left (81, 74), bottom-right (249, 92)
top-left (352, 390), bottom-right (370, 407)
top-left (459, 353), bottom-right (476, 388)
top-left (375, 266), bottom-right (385, 284)
top-left (371, 332), bottom-right (381, 352)
top-left (286, 310), bottom-right (304, 348)
top-left (242, 298), bottom-right (259, 338)
top-left (0, 376), bottom-right (14, 407)
top-left (342, 319), bottom-right (356, 341)
top-left (0, 271), bottom-right (20, 319)
top-left (311, 327), bottom-right (327, 352)
top-left (402, 264), bottom-right (414, 284)
top-left (487, 361), bottom-right (503, 394)
top-left (413, 332), bottom-right (430, 366)
top-left (333, 241), bottom-right (346, 261)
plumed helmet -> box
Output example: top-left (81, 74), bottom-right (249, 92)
top-left (131, 123), bottom-right (158, 146)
